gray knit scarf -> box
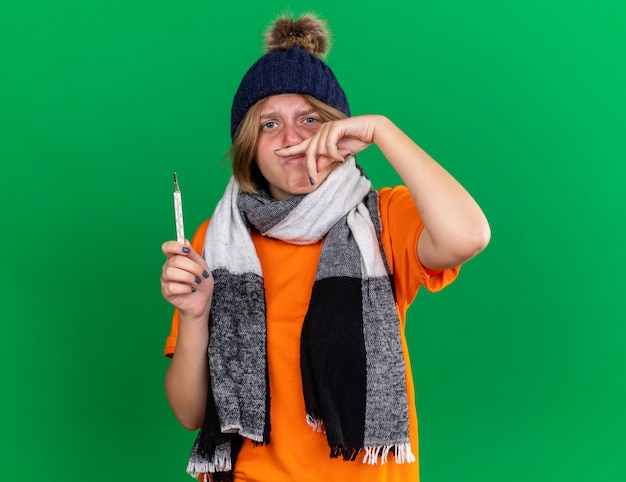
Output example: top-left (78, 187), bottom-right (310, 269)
top-left (186, 157), bottom-right (415, 480)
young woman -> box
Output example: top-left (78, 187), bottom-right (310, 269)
top-left (161, 13), bottom-right (490, 482)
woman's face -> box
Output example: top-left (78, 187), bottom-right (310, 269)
top-left (255, 94), bottom-right (333, 200)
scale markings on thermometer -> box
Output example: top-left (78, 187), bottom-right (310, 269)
top-left (173, 172), bottom-right (185, 244)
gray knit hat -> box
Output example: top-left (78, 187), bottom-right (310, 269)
top-left (230, 14), bottom-right (350, 140)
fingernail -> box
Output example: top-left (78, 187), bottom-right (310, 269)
top-left (182, 247), bottom-right (191, 254)
top-left (309, 177), bottom-right (316, 186)
top-left (202, 270), bottom-right (210, 279)
top-left (191, 287), bottom-right (197, 293)
top-left (195, 276), bottom-right (202, 284)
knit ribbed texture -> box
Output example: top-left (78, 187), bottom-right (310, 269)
top-left (230, 45), bottom-right (350, 139)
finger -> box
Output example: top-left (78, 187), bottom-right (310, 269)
top-left (162, 240), bottom-right (193, 258)
top-left (181, 242), bottom-right (208, 267)
top-left (162, 262), bottom-right (200, 285)
top-left (307, 131), bottom-right (345, 182)
top-left (162, 240), bottom-right (209, 272)
top-left (161, 279), bottom-right (201, 297)
top-left (273, 138), bottom-right (310, 157)
top-left (304, 135), bottom-right (321, 183)
top-left (318, 125), bottom-right (344, 162)
top-left (161, 263), bottom-right (213, 302)
top-left (337, 138), bottom-right (367, 156)
top-left (164, 253), bottom-right (211, 283)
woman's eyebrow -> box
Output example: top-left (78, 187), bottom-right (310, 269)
top-left (260, 112), bottom-right (279, 120)
top-left (260, 108), bottom-right (318, 120)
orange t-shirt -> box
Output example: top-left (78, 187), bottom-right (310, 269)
top-left (164, 186), bottom-right (459, 482)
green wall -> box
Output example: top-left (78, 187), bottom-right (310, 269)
top-left (2, 1), bottom-right (625, 481)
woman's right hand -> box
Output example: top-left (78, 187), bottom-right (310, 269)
top-left (160, 241), bottom-right (214, 321)
top-left (162, 240), bottom-right (212, 429)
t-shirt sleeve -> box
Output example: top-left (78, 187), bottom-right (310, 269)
top-left (163, 219), bottom-right (211, 358)
top-left (378, 186), bottom-right (460, 305)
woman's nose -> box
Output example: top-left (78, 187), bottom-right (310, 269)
top-left (282, 122), bottom-right (304, 146)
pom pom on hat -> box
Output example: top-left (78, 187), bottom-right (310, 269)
top-left (230, 13), bottom-right (350, 140)
top-left (264, 13), bottom-right (330, 56)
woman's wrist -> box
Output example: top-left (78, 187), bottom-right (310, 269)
top-left (179, 310), bottom-right (210, 328)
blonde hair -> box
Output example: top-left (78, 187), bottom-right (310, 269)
top-left (229, 94), bottom-right (347, 193)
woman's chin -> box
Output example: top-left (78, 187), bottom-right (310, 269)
top-left (288, 176), bottom-right (316, 194)
top-left (269, 171), bottom-right (331, 199)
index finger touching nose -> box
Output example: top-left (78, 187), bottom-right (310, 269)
top-left (273, 137), bottom-right (310, 157)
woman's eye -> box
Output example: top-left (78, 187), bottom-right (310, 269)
top-left (303, 117), bottom-right (318, 124)
top-left (262, 121), bottom-right (277, 130)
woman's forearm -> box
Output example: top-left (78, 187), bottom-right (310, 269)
top-left (372, 115), bottom-right (491, 269)
top-left (165, 313), bottom-right (210, 430)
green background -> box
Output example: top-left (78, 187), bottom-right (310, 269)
top-left (2, 0), bottom-right (625, 481)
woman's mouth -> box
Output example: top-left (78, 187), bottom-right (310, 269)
top-left (283, 154), bottom-right (305, 165)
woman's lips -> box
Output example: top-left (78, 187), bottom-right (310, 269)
top-left (283, 154), bottom-right (305, 165)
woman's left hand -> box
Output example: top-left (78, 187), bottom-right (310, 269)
top-left (277, 112), bottom-right (491, 270)
top-left (274, 115), bottom-right (383, 184)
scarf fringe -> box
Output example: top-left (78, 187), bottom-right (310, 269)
top-left (362, 443), bottom-right (416, 465)
top-left (330, 445), bottom-right (361, 461)
top-left (305, 414), bottom-right (326, 433)
top-left (187, 457), bottom-right (232, 478)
